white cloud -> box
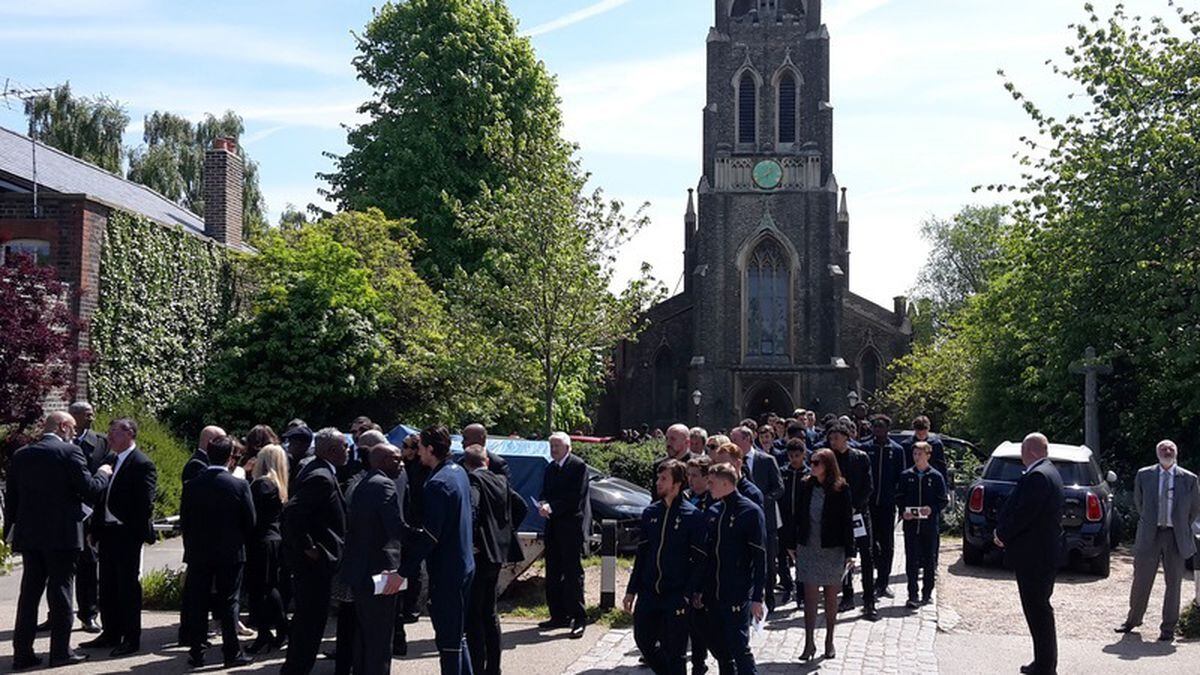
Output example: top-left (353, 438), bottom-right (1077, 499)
top-left (115, 82), bottom-right (367, 131)
top-left (525, 0), bottom-right (636, 37)
top-left (0, 23), bottom-right (353, 76)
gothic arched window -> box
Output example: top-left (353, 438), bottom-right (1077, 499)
top-left (859, 349), bottom-right (882, 396)
top-left (745, 238), bottom-right (790, 360)
top-left (777, 72), bottom-right (797, 145)
top-left (738, 72), bottom-right (757, 146)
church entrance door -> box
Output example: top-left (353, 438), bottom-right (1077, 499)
top-left (743, 380), bottom-right (795, 422)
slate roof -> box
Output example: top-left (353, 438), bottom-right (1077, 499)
top-left (0, 125), bottom-right (206, 235)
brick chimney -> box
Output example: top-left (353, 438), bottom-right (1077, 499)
top-left (203, 137), bottom-right (244, 248)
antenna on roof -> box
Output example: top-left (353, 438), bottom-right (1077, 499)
top-left (1, 79), bottom-right (56, 218)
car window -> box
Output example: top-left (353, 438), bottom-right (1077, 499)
top-left (983, 457), bottom-right (1025, 482)
top-left (1053, 460), bottom-right (1100, 486)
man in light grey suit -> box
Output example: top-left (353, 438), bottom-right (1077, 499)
top-left (1115, 440), bottom-right (1200, 641)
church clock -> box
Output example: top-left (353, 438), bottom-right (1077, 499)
top-left (752, 159), bottom-right (783, 190)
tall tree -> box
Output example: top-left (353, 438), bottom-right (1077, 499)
top-left (453, 155), bottom-right (663, 434)
top-left (911, 205), bottom-right (1009, 327)
top-left (24, 84), bottom-right (128, 174)
top-left (321, 0), bottom-right (572, 286)
top-left (127, 111), bottom-right (269, 244)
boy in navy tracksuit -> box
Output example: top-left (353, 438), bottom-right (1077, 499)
top-left (701, 463), bottom-right (766, 675)
top-left (894, 441), bottom-right (949, 608)
top-left (684, 456), bottom-right (714, 675)
top-left (625, 459), bottom-right (707, 675)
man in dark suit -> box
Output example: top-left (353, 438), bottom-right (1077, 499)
top-left (860, 415), bottom-right (906, 600)
top-left (732, 426), bottom-right (783, 611)
top-left (400, 432), bottom-right (430, 625)
top-left (182, 425), bottom-right (225, 484)
top-left (179, 435), bottom-right (255, 667)
top-left (79, 418), bottom-right (157, 658)
top-left (464, 444), bottom-right (527, 675)
top-left (538, 431), bottom-right (591, 638)
top-left (280, 427), bottom-right (349, 675)
top-left (400, 425), bottom-right (476, 674)
top-left (6, 411), bottom-right (112, 670)
top-left (460, 423), bottom-right (510, 478)
top-left (67, 401), bottom-right (109, 635)
top-left (339, 443), bottom-right (407, 675)
top-left (828, 422), bottom-right (879, 619)
top-left (995, 433), bottom-right (1064, 675)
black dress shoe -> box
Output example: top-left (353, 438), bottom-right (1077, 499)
top-left (79, 635), bottom-right (119, 649)
top-left (110, 643), bottom-right (140, 657)
top-left (877, 586), bottom-right (894, 599)
top-left (1114, 623), bottom-right (1137, 633)
top-left (1158, 631), bottom-right (1174, 642)
top-left (36, 619), bottom-right (51, 632)
top-left (224, 653), bottom-right (254, 667)
top-left (12, 655), bottom-right (42, 671)
top-left (862, 606), bottom-right (880, 621)
top-left (837, 597), bottom-right (854, 613)
top-left (49, 652), bottom-right (90, 667)
top-left (569, 619), bottom-right (586, 639)
top-left (537, 618), bottom-right (570, 630)
top-left (188, 650), bottom-right (206, 668)
top-left (79, 618), bottom-right (103, 634)
top-left (1019, 663), bottom-right (1034, 674)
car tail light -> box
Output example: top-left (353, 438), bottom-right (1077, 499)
top-left (1086, 493), bottom-right (1102, 522)
top-left (969, 486), bottom-right (985, 513)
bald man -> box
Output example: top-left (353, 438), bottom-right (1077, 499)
top-left (7, 412), bottom-right (112, 668)
top-left (651, 424), bottom-right (693, 490)
top-left (995, 433), bottom-right (1063, 675)
top-left (184, 426), bottom-right (226, 484)
top-left (458, 424), bottom-right (510, 478)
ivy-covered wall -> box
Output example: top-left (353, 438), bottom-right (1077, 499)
top-left (89, 211), bottom-right (236, 412)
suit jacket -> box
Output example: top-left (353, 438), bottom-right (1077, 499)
top-left (338, 470), bottom-right (404, 594)
top-left (75, 429), bottom-right (110, 473)
top-left (101, 447), bottom-right (158, 543)
top-left (1132, 464), bottom-right (1200, 559)
top-left (180, 467), bottom-right (256, 566)
top-left (539, 452), bottom-right (591, 534)
top-left (3, 434), bottom-right (109, 552)
top-left (996, 457), bottom-right (1064, 574)
top-left (281, 458), bottom-right (346, 573)
top-left (468, 467), bottom-right (518, 565)
top-left (182, 448), bottom-right (209, 484)
top-left (455, 449), bottom-right (511, 478)
top-left (747, 448), bottom-right (783, 534)
top-left (401, 459), bottom-right (475, 583)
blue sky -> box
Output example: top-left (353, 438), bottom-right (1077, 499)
top-left (0, 0), bottom-right (1126, 307)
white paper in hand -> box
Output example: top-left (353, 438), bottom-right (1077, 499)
top-left (852, 513), bottom-right (867, 539)
top-left (372, 573), bottom-right (408, 595)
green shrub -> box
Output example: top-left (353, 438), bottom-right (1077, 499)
top-left (142, 566), bottom-right (185, 611)
top-left (575, 440), bottom-right (662, 490)
top-left (1179, 601), bottom-right (1200, 640)
top-left (96, 404), bottom-right (192, 520)
top-left (0, 539), bottom-right (13, 575)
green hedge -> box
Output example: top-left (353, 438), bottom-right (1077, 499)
top-left (96, 405), bottom-right (191, 520)
top-left (90, 211), bottom-right (237, 414)
top-left (575, 439), bottom-right (663, 490)
top-left (142, 566), bottom-right (185, 610)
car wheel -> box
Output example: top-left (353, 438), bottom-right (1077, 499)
top-left (1088, 545), bottom-right (1111, 578)
top-left (962, 534), bottom-right (984, 567)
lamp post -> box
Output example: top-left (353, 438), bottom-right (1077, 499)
top-left (692, 389), bottom-right (703, 426)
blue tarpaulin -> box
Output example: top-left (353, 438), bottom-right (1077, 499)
top-left (385, 424), bottom-right (552, 533)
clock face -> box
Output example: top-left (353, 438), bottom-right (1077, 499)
top-left (752, 160), bottom-right (783, 190)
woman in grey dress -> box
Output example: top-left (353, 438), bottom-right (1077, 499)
top-left (792, 448), bottom-right (856, 661)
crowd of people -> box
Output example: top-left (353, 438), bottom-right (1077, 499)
top-left (4, 405), bottom-right (591, 674)
top-left (7, 400), bottom-right (1200, 675)
top-left (625, 408), bottom-right (952, 673)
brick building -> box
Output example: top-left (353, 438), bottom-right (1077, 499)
top-left (0, 127), bottom-right (247, 402)
top-left (601, 0), bottom-right (912, 431)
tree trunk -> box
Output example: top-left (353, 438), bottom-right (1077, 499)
top-left (543, 351), bottom-right (554, 437)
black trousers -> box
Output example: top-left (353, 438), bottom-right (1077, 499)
top-left (76, 541), bottom-right (99, 623)
top-left (689, 605), bottom-right (709, 673)
top-left (335, 600), bottom-right (355, 675)
top-left (184, 561), bottom-right (244, 661)
top-left (841, 513), bottom-right (875, 608)
top-left (544, 519), bottom-right (585, 623)
top-left (97, 524), bottom-right (144, 647)
top-left (245, 537), bottom-right (287, 638)
top-left (402, 560), bottom-right (424, 618)
top-left (903, 523), bottom-right (938, 599)
top-left (871, 504), bottom-right (896, 591)
top-left (14, 549), bottom-right (76, 661)
top-left (633, 602), bottom-right (688, 675)
top-left (764, 532), bottom-right (778, 611)
top-left (1016, 569), bottom-right (1057, 675)
top-left (353, 590), bottom-right (397, 675)
top-left (430, 571), bottom-right (475, 675)
top-left (776, 545), bottom-right (793, 595)
top-left (281, 561), bottom-right (333, 675)
top-left (467, 559), bottom-right (502, 675)
top-left (704, 601), bottom-right (755, 675)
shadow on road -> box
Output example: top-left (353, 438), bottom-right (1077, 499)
top-left (1102, 632), bottom-right (1179, 660)
top-left (942, 552), bottom-right (1155, 586)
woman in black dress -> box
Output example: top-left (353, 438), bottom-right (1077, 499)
top-left (246, 443), bottom-right (290, 653)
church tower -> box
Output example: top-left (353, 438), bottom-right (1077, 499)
top-left (690, 0), bottom-right (849, 421)
top-left (600, 0), bottom-right (910, 432)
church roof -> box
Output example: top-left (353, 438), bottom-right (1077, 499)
top-left (0, 125), bottom-right (206, 235)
